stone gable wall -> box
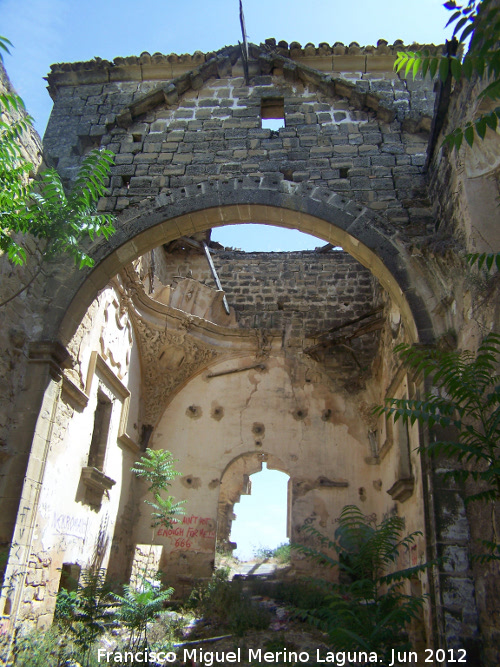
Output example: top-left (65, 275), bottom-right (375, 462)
top-left (43, 68), bottom-right (435, 240)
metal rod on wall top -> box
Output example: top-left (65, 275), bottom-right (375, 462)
top-left (202, 242), bottom-right (230, 315)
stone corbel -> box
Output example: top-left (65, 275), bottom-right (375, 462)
top-left (80, 466), bottom-right (116, 508)
top-left (61, 374), bottom-right (89, 409)
top-left (387, 477), bottom-right (415, 503)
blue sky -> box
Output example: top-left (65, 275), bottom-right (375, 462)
top-left (230, 464), bottom-right (289, 560)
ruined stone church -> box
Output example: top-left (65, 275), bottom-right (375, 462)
top-left (0, 36), bottom-right (499, 663)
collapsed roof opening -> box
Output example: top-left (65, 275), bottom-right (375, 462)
top-left (210, 224), bottom-right (340, 252)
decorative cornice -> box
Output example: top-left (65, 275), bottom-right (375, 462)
top-left (46, 39), bottom-right (443, 78)
top-left (46, 40), bottom-right (444, 127)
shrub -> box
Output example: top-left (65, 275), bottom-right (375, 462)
top-left (272, 542), bottom-right (291, 564)
top-left (293, 505), bottom-right (433, 664)
top-left (113, 578), bottom-right (174, 650)
top-left (374, 332), bottom-right (500, 561)
top-left (187, 568), bottom-right (271, 636)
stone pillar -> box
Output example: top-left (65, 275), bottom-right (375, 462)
top-left (0, 342), bottom-right (67, 634)
top-left (420, 408), bottom-right (483, 662)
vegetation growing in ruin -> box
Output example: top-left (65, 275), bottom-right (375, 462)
top-left (113, 578), bottom-right (174, 650)
top-left (47, 450), bottom-right (185, 664)
top-left (395, 0), bottom-right (500, 152)
top-left (0, 35), bottom-right (115, 298)
top-left (131, 448), bottom-right (186, 530)
top-left (292, 505), bottom-right (432, 664)
top-left (186, 567), bottom-right (272, 635)
top-left (63, 568), bottom-right (115, 664)
top-left (253, 542), bottom-right (291, 563)
top-left (375, 332), bottom-right (500, 560)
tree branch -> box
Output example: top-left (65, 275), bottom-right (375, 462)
top-left (0, 261), bottom-right (44, 308)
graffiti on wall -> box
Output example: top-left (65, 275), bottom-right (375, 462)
top-left (40, 502), bottom-right (89, 551)
top-left (157, 515), bottom-right (216, 550)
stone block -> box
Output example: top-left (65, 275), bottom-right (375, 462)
top-left (333, 145), bottom-right (358, 155)
top-left (163, 165), bottom-right (186, 176)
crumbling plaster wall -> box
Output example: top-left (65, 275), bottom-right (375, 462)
top-left (126, 245), bottom-right (427, 607)
top-left (140, 247), bottom-right (382, 384)
top-left (1, 283), bottom-right (142, 628)
top-left (140, 349), bottom-right (426, 597)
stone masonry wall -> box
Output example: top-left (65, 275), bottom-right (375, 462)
top-left (0, 64), bottom-right (44, 535)
top-left (426, 74), bottom-right (500, 667)
top-left (43, 56), bottom-right (435, 240)
top-left (146, 247), bottom-right (382, 382)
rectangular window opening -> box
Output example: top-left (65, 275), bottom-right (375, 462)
top-left (261, 97), bottom-right (285, 131)
top-left (88, 389), bottom-right (112, 471)
top-left (59, 563), bottom-right (81, 592)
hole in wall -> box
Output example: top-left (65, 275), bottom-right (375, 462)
top-left (229, 463), bottom-right (289, 561)
top-left (186, 405), bottom-right (202, 419)
top-left (211, 405), bottom-right (224, 421)
top-left (261, 97), bottom-right (285, 132)
top-left (58, 563), bottom-right (81, 593)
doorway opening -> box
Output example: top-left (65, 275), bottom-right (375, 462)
top-left (229, 463), bottom-right (290, 562)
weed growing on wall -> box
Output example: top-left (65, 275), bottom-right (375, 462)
top-left (375, 332), bottom-right (500, 561)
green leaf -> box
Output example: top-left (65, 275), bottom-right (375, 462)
top-left (485, 111), bottom-right (498, 131)
top-left (0, 35), bottom-right (13, 61)
top-left (446, 9), bottom-right (462, 28)
top-left (450, 57), bottom-right (462, 80)
top-left (405, 57), bottom-right (415, 78)
top-left (478, 80), bottom-right (500, 101)
top-left (439, 57), bottom-right (450, 82)
top-left (475, 116), bottom-right (487, 139)
top-left (464, 124), bottom-right (475, 147)
top-left (412, 58), bottom-right (422, 79)
top-left (454, 129), bottom-right (464, 151)
top-left (429, 57), bottom-right (440, 79)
